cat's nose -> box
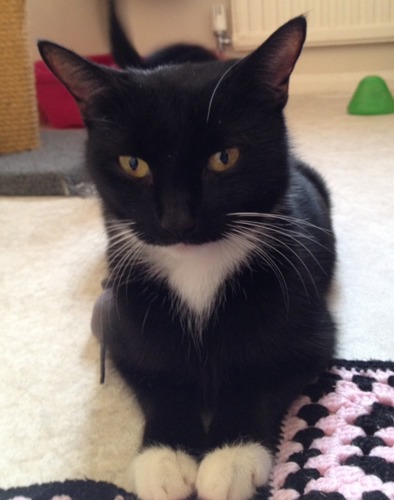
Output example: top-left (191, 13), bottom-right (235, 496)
top-left (160, 208), bottom-right (196, 237)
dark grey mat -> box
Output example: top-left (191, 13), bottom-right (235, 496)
top-left (0, 129), bottom-right (95, 196)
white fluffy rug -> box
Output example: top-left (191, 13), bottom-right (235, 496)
top-left (0, 94), bottom-right (393, 490)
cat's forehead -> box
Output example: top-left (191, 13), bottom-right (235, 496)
top-left (129, 60), bottom-right (230, 94)
top-left (113, 62), bottom-right (231, 138)
top-left (100, 60), bottom-right (250, 152)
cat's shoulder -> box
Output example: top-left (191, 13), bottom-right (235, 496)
top-left (291, 157), bottom-right (331, 207)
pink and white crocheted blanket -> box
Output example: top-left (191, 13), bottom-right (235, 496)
top-left (269, 360), bottom-right (394, 500)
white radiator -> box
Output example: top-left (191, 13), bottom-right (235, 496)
top-left (230, 0), bottom-right (394, 50)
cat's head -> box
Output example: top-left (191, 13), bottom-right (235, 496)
top-left (38, 17), bottom-right (306, 247)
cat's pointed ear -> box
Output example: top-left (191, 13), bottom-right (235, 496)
top-left (38, 41), bottom-right (113, 115)
top-left (246, 16), bottom-right (306, 106)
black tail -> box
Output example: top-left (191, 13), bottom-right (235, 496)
top-left (109, 0), bottom-right (217, 69)
top-left (109, 0), bottom-right (143, 68)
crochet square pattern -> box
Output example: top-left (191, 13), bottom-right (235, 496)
top-left (269, 360), bottom-right (394, 500)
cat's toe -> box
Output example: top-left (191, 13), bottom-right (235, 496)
top-left (128, 446), bottom-right (198, 500)
top-left (196, 442), bottom-right (272, 500)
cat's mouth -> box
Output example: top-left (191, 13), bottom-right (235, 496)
top-left (136, 224), bottom-right (225, 248)
top-left (161, 242), bottom-right (196, 255)
top-left (148, 234), bottom-right (221, 248)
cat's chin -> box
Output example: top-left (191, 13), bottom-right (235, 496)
top-left (164, 242), bottom-right (199, 255)
top-left (157, 240), bottom-right (224, 257)
top-left (141, 234), bottom-right (222, 249)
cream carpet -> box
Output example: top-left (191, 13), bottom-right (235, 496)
top-left (0, 94), bottom-right (393, 489)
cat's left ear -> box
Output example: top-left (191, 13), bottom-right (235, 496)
top-left (38, 41), bottom-right (114, 115)
top-left (243, 16), bottom-right (307, 107)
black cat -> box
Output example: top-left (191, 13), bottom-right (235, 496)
top-left (39, 16), bottom-right (336, 500)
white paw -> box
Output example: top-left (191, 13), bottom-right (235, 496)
top-left (128, 446), bottom-right (198, 500)
top-left (196, 442), bottom-right (272, 500)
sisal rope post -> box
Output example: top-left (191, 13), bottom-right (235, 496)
top-left (0, 0), bottom-right (39, 154)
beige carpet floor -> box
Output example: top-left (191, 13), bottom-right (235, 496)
top-left (0, 94), bottom-right (393, 489)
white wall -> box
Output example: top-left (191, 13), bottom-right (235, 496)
top-left (27, 0), bottom-right (109, 59)
top-left (27, 0), bottom-right (394, 94)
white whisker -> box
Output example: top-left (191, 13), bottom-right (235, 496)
top-left (226, 208), bottom-right (331, 301)
top-left (227, 227), bottom-right (290, 310)
top-left (232, 219), bottom-right (329, 276)
top-left (206, 59), bottom-right (243, 124)
top-left (229, 211), bottom-right (334, 236)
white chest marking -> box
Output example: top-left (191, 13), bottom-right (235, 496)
top-left (126, 232), bottom-right (258, 336)
top-left (146, 236), bottom-right (253, 316)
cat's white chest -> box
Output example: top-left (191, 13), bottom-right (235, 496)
top-left (143, 235), bottom-right (255, 329)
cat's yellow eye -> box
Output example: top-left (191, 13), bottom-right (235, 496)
top-left (118, 155), bottom-right (151, 179)
top-left (208, 148), bottom-right (240, 173)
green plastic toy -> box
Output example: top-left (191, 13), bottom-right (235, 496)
top-left (347, 75), bottom-right (394, 115)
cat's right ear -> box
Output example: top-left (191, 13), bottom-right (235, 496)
top-left (38, 41), bottom-right (113, 115)
top-left (235, 16), bottom-right (307, 109)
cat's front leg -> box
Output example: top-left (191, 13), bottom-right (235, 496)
top-left (195, 386), bottom-right (273, 500)
top-left (196, 377), bottom-right (308, 500)
top-left (125, 383), bottom-right (205, 500)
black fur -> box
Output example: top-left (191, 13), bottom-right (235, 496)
top-left (38, 15), bottom-right (336, 495)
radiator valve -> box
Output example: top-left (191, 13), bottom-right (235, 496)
top-left (212, 4), bottom-right (231, 53)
